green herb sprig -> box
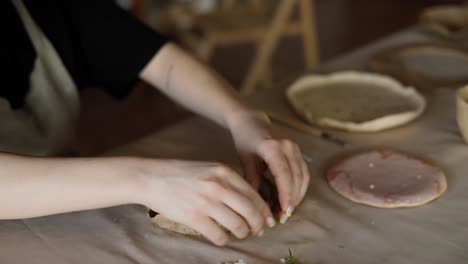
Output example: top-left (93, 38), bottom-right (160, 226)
top-left (280, 248), bottom-right (297, 264)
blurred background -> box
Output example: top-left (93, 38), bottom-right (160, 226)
top-left (74, 0), bottom-right (467, 155)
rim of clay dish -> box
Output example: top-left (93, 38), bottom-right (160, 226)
top-left (458, 85), bottom-right (468, 103)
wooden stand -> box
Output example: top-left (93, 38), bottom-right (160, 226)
top-left (158, 0), bottom-right (320, 95)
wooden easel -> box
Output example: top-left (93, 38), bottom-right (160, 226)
top-left (241, 0), bottom-right (320, 95)
top-left (159, 0), bottom-right (320, 95)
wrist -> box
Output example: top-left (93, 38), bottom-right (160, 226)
top-left (112, 157), bottom-right (154, 206)
top-left (226, 110), bottom-right (272, 134)
top-left (217, 104), bottom-right (247, 129)
top-left (225, 108), bottom-right (256, 131)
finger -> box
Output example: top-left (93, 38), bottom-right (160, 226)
top-left (227, 174), bottom-right (276, 229)
top-left (207, 203), bottom-right (250, 239)
top-left (298, 157), bottom-right (311, 205)
top-left (220, 187), bottom-right (266, 235)
top-left (212, 165), bottom-right (274, 230)
top-left (282, 140), bottom-right (303, 207)
top-left (190, 216), bottom-right (229, 246)
top-left (258, 141), bottom-right (294, 214)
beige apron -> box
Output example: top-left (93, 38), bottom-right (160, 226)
top-left (0, 0), bottom-right (80, 156)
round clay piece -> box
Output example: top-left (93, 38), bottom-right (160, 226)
top-left (326, 150), bottom-right (447, 208)
top-left (151, 214), bottom-right (201, 236)
top-left (457, 85), bottom-right (468, 144)
top-left (286, 71), bottom-right (426, 132)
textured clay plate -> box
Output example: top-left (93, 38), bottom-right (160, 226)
top-left (457, 84), bottom-right (468, 144)
top-left (420, 4), bottom-right (468, 40)
top-left (369, 43), bottom-right (468, 90)
top-left (285, 71), bottom-right (426, 132)
top-left (325, 149), bottom-right (447, 208)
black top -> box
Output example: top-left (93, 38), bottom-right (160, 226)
top-left (2, 0), bottom-right (168, 109)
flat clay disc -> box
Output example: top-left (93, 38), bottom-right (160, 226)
top-left (149, 179), bottom-right (279, 237)
top-left (151, 214), bottom-right (202, 236)
top-left (286, 71), bottom-right (426, 132)
top-left (420, 4), bottom-right (468, 39)
top-left (326, 150), bottom-right (447, 208)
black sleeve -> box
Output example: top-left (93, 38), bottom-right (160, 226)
top-left (63, 0), bottom-right (168, 98)
top-left (2, 1), bottom-right (36, 109)
top-left (27, 0), bottom-right (168, 98)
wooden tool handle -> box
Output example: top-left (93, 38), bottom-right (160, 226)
top-left (266, 111), bottom-right (322, 136)
top-left (266, 111), bottom-right (347, 147)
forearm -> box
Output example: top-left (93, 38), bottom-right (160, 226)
top-left (0, 153), bottom-right (142, 219)
top-left (140, 43), bottom-right (249, 128)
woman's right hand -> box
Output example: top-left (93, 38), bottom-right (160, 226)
top-left (131, 159), bottom-right (275, 246)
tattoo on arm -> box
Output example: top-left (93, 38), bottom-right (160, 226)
top-left (165, 64), bottom-right (174, 91)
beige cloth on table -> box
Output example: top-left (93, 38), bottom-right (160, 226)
top-left (0, 0), bottom-right (79, 156)
top-left (1, 28), bottom-right (468, 263)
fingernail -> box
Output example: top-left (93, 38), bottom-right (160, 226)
top-left (279, 213), bottom-right (289, 224)
top-left (267, 217), bottom-right (276, 228)
top-left (286, 206), bottom-right (294, 217)
top-left (257, 229), bottom-right (264, 237)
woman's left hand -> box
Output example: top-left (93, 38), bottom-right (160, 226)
top-left (227, 111), bottom-right (310, 222)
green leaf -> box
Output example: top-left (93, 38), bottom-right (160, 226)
top-left (286, 248), bottom-right (297, 264)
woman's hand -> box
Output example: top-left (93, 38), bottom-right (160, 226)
top-left (226, 111), bottom-right (310, 223)
top-left (134, 159), bottom-right (275, 246)
top-left (140, 43), bottom-right (308, 225)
